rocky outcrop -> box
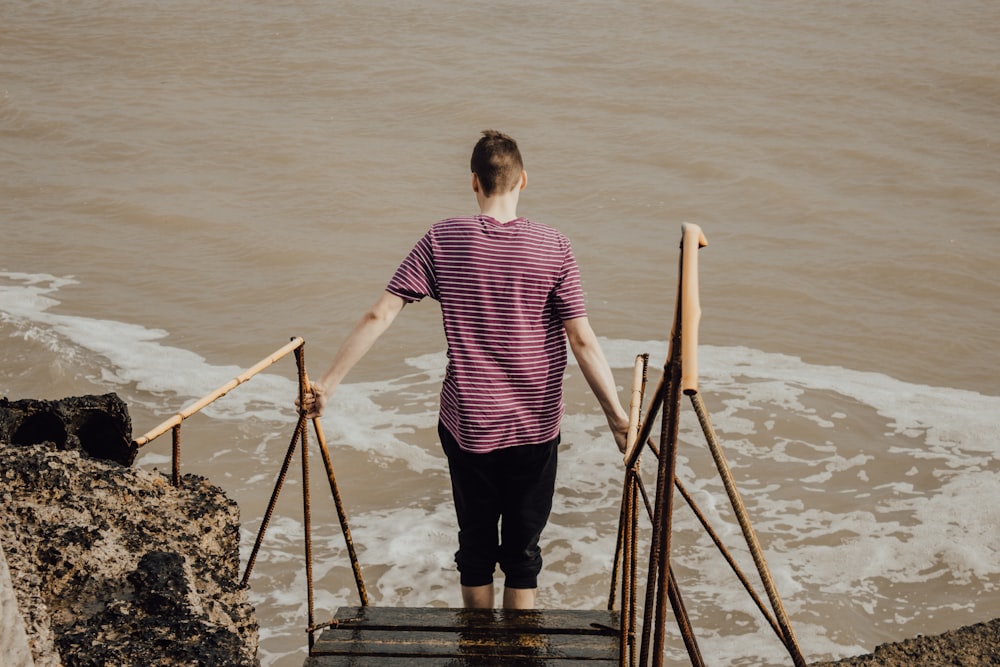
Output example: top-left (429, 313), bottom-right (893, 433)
top-left (0, 395), bottom-right (136, 466)
top-left (0, 395), bottom-right (258, 666)
top-left (809, 619), bottom-right (1000, 667)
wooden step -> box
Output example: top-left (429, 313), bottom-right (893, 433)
top-left (304, 606), bottom-right (621, 666)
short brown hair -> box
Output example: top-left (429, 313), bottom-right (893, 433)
top-left (470, 130), bottom-right (524, 197)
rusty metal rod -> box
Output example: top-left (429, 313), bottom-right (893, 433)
top-left (651, 368), bottom-right (683, 667)
top-left (241, 415), bottom-right (303, 588)
top-left (627, 477), bottom-right (640, 667)
top-left (311, 415), bottom-right (368, 607)
top-left (625, 373), bottom-right (667, 470)
top-left (673, 477), bottom-right (783, 639)
top-left (691, 391), bottom-right (807, 667)
top-left (614, 354), bottom-right (650, 667)
top-left (611, 473), bottom-right (630, 610)
top-left (616, 472), bottom-right (631, 665)
top-left (302, 419), bottom-right (316, 651)
top-left (668, 565), bottom-right (706, 667)
top-left (296, 348), bottom-right (317, 652)
top-left (617, 467), bottom-right (643, 667)
top-left (294, 342), bottom-right (368, 607)
top-left (638, 357), bottom-right (682, 667)
top-left (171, 425), bottom-right (181, 487)
top-left (611, 354), bottom-right (650, 612)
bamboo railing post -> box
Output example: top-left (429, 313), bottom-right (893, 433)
top-left (613, 353), bottom-right (650, 667)
top-left (612, 354), bottom-right (649, 609)
top-left (639, 224), bottom-right (704, 666)
top-left (133, 337), bottom-right (306, 448)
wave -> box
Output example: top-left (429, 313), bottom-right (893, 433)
top-left (4, 270), bottom-right (1000, 665)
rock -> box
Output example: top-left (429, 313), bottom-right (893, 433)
top-left (0, 394), bottom-right (136, 466)
top-left (0, 394), bottom-right (258, 666)
top-left (809, 618), bottom-right (1000, 666)
top-left (1, 540), bottom-right (36, 667)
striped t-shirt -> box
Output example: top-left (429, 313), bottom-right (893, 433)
top-left (386, 215), bottom-right (588, 453)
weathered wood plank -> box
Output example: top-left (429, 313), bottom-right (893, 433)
top-left (327, 606), bottom-right (619, 635)
top-left (306, 606), bottom-right (621, 666)
top-left (314, 628), bottom-right (616, 658)
top-left (305, 656), bottom-right (617, 666)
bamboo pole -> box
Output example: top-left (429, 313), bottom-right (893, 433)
top-left (133, 337), bottom-right (305, 447)
top-left (678, 222), bottom-right (708, 396)
top-left (618, 223), bottom-right (805, 666)
top-left (612, 354), bottom-right (649, 607)
top-left (622, 354), bottom-right (649, 464)
top-left (613, 353), bottom-right (649, 666)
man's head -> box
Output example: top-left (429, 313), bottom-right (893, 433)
top-left (470, 130), bottom-right (524, 197)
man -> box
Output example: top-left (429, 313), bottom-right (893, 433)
top-left (303, 130), bottom-right (628, 609)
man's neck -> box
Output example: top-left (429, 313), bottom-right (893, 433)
top-left (477, 189), bottom-right (521, 223)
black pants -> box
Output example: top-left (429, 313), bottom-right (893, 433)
top-left (439, 422), bottom-right (559, 589)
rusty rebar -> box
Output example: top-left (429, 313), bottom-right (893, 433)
top-left (312, 415), bottom-right (368, 606)
top-left (638, 356), bottom-right (682, 667)
top-left (296, 347), bottom-right (317, 652)
top-left (171, 424), bottom-right (181, 487)
top-left (668, 566), bottom-right (705, 667)
top-left (691, 391), bottom-right (807, 667)
top-left (241, 415), bottom-right (302, 588)
top-left (673, 477), bottom-right (783, 639)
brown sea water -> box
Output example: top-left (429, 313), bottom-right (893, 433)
top-left (2, 2), bottom-right (999, 665)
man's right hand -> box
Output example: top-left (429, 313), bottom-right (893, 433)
top-left (299, 384), bottom-right (328, 419)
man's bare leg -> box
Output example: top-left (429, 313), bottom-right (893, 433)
top-left (462, 584), bottom-right (495, 609)
top-left (502, 587), bottom-right (536, 610)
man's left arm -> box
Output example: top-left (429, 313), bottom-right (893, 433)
top-left (564, 317), bottom-right (629, 453)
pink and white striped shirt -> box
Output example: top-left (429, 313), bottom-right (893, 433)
top-left (386, 215), bottom-right (588, 453)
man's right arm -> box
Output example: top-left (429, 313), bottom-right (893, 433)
top-left (303, 291), bottom-right (406, 418)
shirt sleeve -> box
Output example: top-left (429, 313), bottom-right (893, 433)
top-left (386, 231), bottom-right (438, 303)
top-left (551, 238), bottom-right (588, 321)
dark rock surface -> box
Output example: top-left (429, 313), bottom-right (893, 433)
top-left (0, 394), bottom-right (136, 466)
top-left (0, 394), bottom-right (258, 666)
top-left (809, 618), bottom-right (1000, 666)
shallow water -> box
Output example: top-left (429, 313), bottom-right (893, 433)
top-left (2, 1), bottom-right (999, 665)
